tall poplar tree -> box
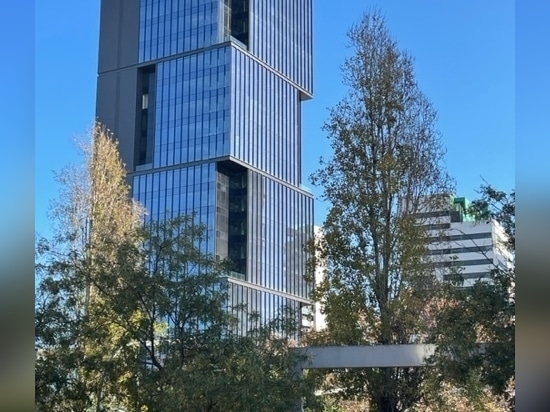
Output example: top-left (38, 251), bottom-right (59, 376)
top-left (35, 123), bottom-right (144, 410)
top-left (308, 12), bottom-right (452, 411)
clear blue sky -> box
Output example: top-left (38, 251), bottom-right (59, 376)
top-left (35, 0), bottom-right (515, 238)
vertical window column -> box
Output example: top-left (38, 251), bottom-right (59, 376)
top-left (217, 162), bottom-right (248, 279)
top-left (136, 66), bottom-right (156, 168)
top-left (231, 0), bottom-right (249, 47)
top-left (228, 168), bottom-right (248, 277)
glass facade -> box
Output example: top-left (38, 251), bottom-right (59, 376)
top-left (249, 0), bottom-right (313, 95)
top-left (138, 0), bottom-right (312, 96)
top-left (139, 0), bottom-right (223, 62)
top-left (150, 47), bottom-right (232, 168)
top-left (227, 282), bottom-right (306, 335)
top-left (246, 170), bottom-right (312, 298)
top-left (230, 47), bottom-right (303, 184)
top-left (108, 0), bottom-right (314, 332)
top-left (133, 163), bottom-right (217, 253)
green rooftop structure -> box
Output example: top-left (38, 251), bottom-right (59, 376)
top-left (450, 196), bottom-right (475, 222)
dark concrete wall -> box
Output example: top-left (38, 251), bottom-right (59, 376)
top-left (96, 0), bottom-right (141, 170)
top-left (97, 0), bottom-right (139, 73)
top-left (96, 68), bottom-right (138, 171)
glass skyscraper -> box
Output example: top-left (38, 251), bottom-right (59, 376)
top-left (96, 0), bottom-right (314, 330)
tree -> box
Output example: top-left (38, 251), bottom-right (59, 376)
top-left (307, 11), bottom-right (452, 412)
top-left (428, 185), bottom-right (515, 411)
top-left (105, 216), bottom-right (312, 411)
top-left (36, 123), bottom-right (143, 411)
top-left (36, 123), bottom-right (313, 411)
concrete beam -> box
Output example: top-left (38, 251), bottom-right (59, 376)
top-left (292, 344), bottom-right (436, 369)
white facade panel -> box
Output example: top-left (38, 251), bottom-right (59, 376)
top-left (414, 195), bottom-right (510, 287)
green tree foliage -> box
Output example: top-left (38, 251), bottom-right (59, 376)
top-left (36, 124), bottom-right (312, 411)
top-left (102, 217), bottom-right (311, 411)
top-left (307, 11), bottom-right (452, 412)
top-left (305, 396), bottom-right (348, 412)
top-left (428, 186), bottom-right (515, 410)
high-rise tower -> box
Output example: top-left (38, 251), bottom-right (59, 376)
top-left (96, 0), bottom-right (314, 329)
top-left (412, 196), bottom-right (513, 287)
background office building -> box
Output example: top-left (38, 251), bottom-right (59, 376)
top-left (95, 0), bottom-right (314, 330)
top-left (415, 196), bottom-right (512, 287)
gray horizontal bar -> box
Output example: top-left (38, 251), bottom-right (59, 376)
top-left (292, 344), bottom-right (436, 369)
